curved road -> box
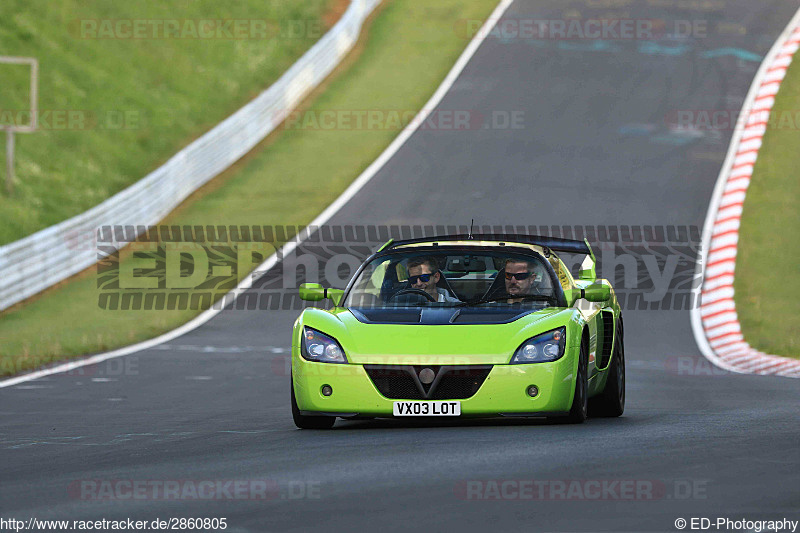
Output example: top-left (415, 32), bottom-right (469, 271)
top-left (2, 1), bottom-right (799, 532)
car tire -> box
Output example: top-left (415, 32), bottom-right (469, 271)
top-left (291, 376), bottom-right (336, 430)
top-left (588, 319), bottom-right (625, 418)
top-left (550, 340), bottom-right (589, 424)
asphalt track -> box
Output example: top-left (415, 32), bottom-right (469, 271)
top-left (2, 1), bottom-right (800, 532)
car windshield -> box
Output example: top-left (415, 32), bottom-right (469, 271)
top-left (343, 248), bottom-right (559, 309)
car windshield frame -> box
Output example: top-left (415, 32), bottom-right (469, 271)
top-left (340, 244), bottom-right (567, 309)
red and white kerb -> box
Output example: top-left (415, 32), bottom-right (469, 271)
top-left (699, 25), bottom-right (800, 377)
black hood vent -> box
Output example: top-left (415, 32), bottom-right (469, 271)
top-left (350, 308), bottom-right (421, 323)
top-left (349, 307), bottom-right (533, 325)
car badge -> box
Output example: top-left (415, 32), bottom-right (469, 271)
top-left (419, 368), bottom-right (436, 384)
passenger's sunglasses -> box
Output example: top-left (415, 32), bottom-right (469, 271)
top-left (505, 272), bottom-right (531, 281)
top-left (408, 273), bottom-right (435, 284)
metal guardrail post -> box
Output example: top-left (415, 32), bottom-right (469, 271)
top-left (5, 129), bottom-right (13, 195)
top-left (0, 56), bottom-right (39, 196)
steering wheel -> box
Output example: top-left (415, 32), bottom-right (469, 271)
top-left (387, 288), bottom-right (437, 303)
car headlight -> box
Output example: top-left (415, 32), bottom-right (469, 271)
top-left (510, 327), bottom-right (566, 364)
top-left (301, 327), bottom-right (348, 364)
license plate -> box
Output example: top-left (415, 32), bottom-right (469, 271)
top-left (392, 401), bottom-right (461, 416)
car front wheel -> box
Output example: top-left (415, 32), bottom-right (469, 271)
top-left (589, 319), bottom-right (625, 417)
top-left (550, 340), bottom-right (588, 424)
top-left (291, 376), bottom-right (336, 429)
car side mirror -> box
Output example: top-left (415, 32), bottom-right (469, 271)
top-left (299, 283), bottom-right (344, 306)
top-left (582, 283), bottom-right (610, 303)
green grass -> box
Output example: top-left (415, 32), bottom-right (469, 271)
top-left (0, 0), bottom-right (335, 244)
top-left (735, 56), bottom-right (800, 359)
top-left (0, 0), bottom-right (499, 376)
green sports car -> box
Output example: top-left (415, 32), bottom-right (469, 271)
top-left (291, 234), bottom-right (624, 429)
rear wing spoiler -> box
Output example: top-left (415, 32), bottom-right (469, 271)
top-left (378, 233), bottom-right (598, 281)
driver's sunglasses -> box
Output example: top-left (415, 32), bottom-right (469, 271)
top-left (505, 272), bottom-right (531, 281)
top-left (408, 273), bottom-right (434, 284)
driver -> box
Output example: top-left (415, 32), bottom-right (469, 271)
top-left (407, 257), bottom-right (459, 303)
top-left (504, 258), bottom-right (536, 303)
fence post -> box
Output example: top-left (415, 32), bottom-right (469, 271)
top-left (4, 130), bottom-right (14, 196)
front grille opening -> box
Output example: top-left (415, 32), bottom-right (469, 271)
top-left (364, 365), bottom-right (492, 400)
top-left (364, 366), bottom-right (423, 399)
top-left (431, 367), bottom-right (491, 399)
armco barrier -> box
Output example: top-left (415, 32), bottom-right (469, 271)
top-left (0, 0), bottom-right (380, 312)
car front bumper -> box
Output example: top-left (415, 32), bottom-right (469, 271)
top-left (291, 353), bottom-right (578, 417)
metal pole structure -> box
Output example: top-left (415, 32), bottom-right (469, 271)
top-left (0, 56), bottom-right (38, 196)
top-left (5, 130), bottom-right (13, 195)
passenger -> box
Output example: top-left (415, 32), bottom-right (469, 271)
top-left (407, 257), bottom-right (459, 303)
top-left (504, 258), bottom-right (536, 303)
